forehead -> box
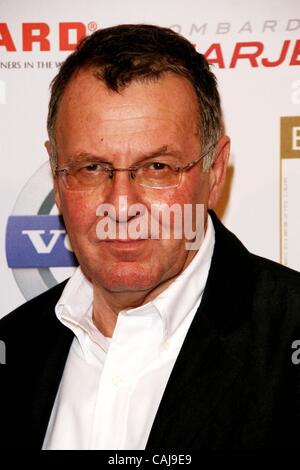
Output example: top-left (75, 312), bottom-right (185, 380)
top-left (55, 69), bottom-right (199, 157)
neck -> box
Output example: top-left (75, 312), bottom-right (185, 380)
top-left (92, 215), bottom-right (208, 337)
top-left (92, 250), bottom-right (197, 337)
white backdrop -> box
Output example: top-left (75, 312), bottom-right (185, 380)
top-left (1, 0), bottom-right (299, 317)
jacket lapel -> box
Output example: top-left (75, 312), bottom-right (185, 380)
top-left (30, 321), bottom-right (74, 449)
top-left (146, 212), bottom-right (254, 449)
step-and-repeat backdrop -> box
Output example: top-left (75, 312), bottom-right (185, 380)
top-left (1, 0), bottom-right (299, 317)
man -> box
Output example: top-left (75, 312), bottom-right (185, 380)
top-left (1, 24), bottom-right (300, 450)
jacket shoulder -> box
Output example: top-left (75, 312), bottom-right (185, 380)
top-left (0, 280), bottom-right (68, 336)
top-left (208, 211), bottom-right (300, 335)
top-left (250, 252), bottom-right (300, 291)
top-left (211, 210), bottom-right (300, 290)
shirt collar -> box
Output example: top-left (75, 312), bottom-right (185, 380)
top-left (55, 214), bottom-right (215, 345)
top-left (55, 268), bottom-right (111, 353)
top-left (151, 214), bottom-right (215, 340)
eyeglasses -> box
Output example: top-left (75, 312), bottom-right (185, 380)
top-left (54, 144), bottom-right (216, 191)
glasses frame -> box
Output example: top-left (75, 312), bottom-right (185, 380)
top-left (54, 143), bottom-right (216, 191)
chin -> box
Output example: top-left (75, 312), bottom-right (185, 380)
top-left (92, 262), bottom-right (162, 293)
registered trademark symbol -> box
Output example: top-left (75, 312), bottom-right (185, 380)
top-left (88, 21), bottom-right (97, 32)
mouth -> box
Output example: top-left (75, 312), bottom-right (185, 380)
top-left (101, 238), bottom-right (148, 250)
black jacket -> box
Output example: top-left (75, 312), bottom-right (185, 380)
top-left (1, 212), bottom-right (300, 449)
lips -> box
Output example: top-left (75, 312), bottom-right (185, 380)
top-left (101, 238), bottom-right (148, 253)
top-left (103, 238), bottom-right (147, 243)
top-left (103, 238), bottom-right (148, 246)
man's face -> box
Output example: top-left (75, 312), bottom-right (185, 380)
top-left (47, 70), bottom-right (228, 294)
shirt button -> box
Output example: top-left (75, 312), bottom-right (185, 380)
top-left (112, 374), bottom-right (123, 386)
top-left (162, 341), bottom-right (169, 351)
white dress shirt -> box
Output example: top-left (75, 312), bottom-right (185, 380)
top-left (42, 215), bottom-right (215, 450)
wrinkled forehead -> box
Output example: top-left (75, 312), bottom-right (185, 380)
top-left (54, 69), bottom-right (201, 160)
top-left (56, 68), bottom-right (199, 125)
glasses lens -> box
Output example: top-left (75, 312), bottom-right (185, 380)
top-left (60, 161), bottom-right (180, 190)
top-left (64, 165), bottom-right (108, 190)
top-left (135, 163), bottom-right (179, 189)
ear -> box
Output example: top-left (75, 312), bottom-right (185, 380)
top-left (44, 140), bottom-right (62, 213)
top-left (208, 135), bottom-right (230, 209)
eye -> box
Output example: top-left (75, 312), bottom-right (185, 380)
top-left (83, 163), bottom-right (103, 172)
top-left (148, 162), bottom-right (170, 171)
top-left (78, 162), bottom-right (112, 175)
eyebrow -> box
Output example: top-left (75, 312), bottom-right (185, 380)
top-left (64, 146), bottom-right (184, 165)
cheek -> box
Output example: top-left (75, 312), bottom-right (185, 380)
top-left (157, 173), bottom-right (208, 207)
top-left (59, 191), bottom-right (98, 232)
top-left (187, 175), bottom-right (210, 210)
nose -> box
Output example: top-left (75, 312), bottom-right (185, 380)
top-left (103, 169), bottom-right (142, 222)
